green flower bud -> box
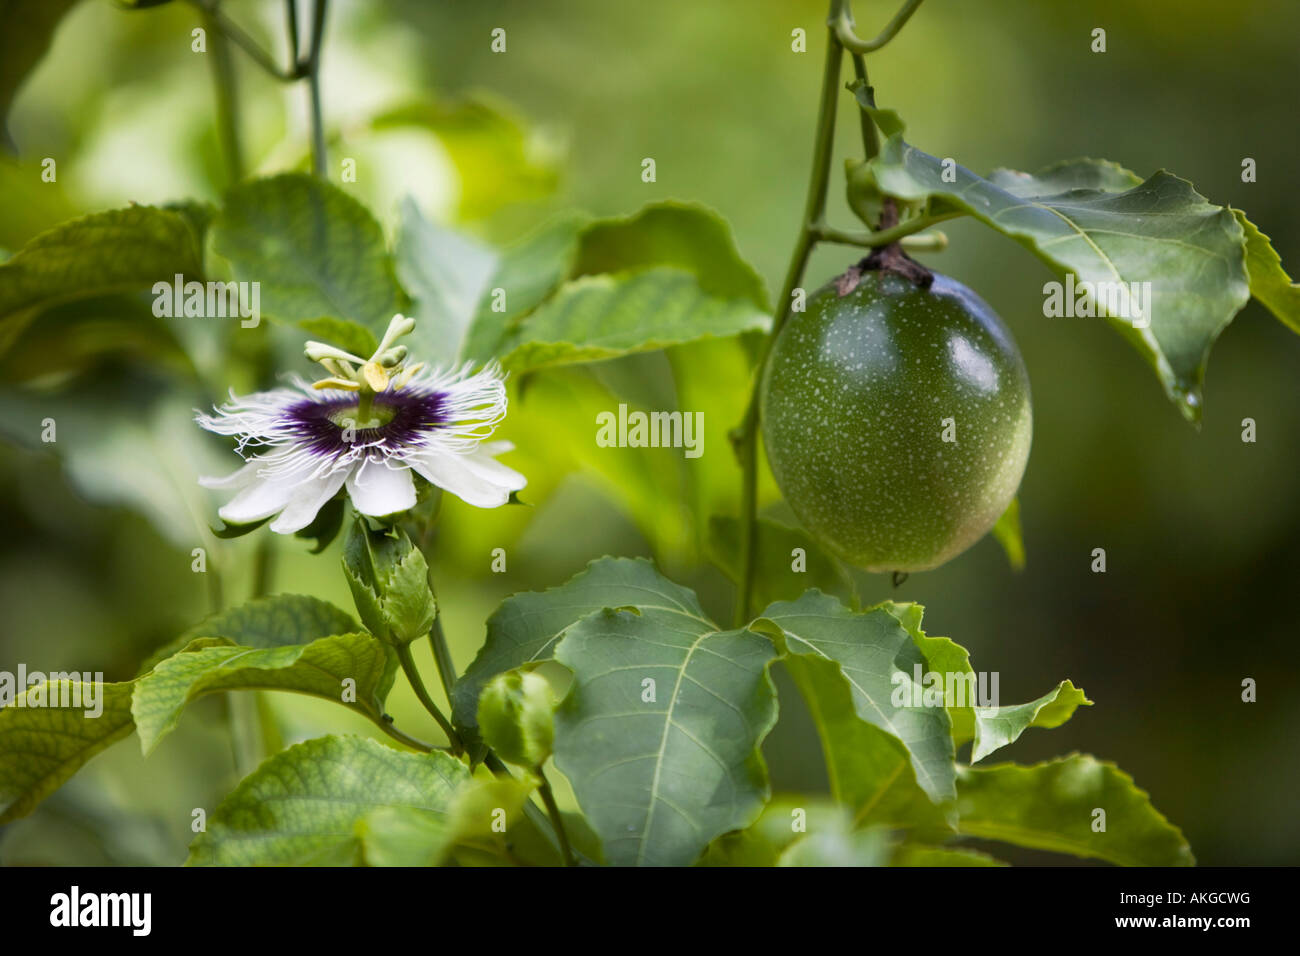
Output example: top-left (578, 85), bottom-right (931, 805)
top-left (477, 669), bottom-right (555, 769)
top-left (341, 519), bottom-right (436, 646)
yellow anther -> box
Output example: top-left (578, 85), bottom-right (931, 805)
top-left (362, 361), bottom-right (391, 392)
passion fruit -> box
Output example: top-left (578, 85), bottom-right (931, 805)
top-left (760, 267), bottom-right (1031, 572)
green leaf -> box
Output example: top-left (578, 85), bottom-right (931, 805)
top-left (137, 593), bottom-right (358, 675)
top-left (296, 316), bottom-right (378, 360)
top-left (0, 0), bottom-right (81, 151)
top-left (371, 95), bottom-right (559, 221)
top-left (773, 646), bottom-right (949, 831)
top-left (132, 632), bottom-right (397, 753)
top-left (460, 214), bottom-right (583, 364)
top-left (882, 601), bottom-right (1090, 762)
top-left (1233, 208), bottom-right (1300, 334)
top-left (394, 197), bottom-right (498, 362)
top-left (211, 173), bottom-right (403, 343)
top-left (956, 754), bottom-right (1194, 866)
top-left (0, 679), bottom-right (136, 824)
top-left (708, 514), bottom-right (855, 609)
top-left (488, 202), bottom-right (770, 371)
top-left (499, 267), bottom-right (770, 372)
top-left (697, 795), bottom-right (841, 866)
top-left (452, 556), bottom-right (702, 734)
top-left (181, 593), bottom-right (358, 648)
top-left (892, 844), bottom-right (1006, 867)
top-left (552, 605), bottom-right (779, 866)
top-left (757, 591), bottom-right (957, 802)
top-left (991, 497), bottom-right (1025, 571)
top-left (970, 679), bottom-right (1092, 763)
top-left (778, 820), bottom-right (890, 867)
top-left (572, 202), bottom-right (770, 309)
top-left (187, 736), bottom-right (471, 865)
top-left (0, 206), bottom-right (205, 356)
top-left (860, 95), bottom-right (1250, 422)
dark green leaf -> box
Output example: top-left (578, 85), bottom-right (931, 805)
top-left (187, 736), bottom-right (471, 865)
top-left (0, 206), bottom-right (204, 356)
top-left (132, 632), bottom-right (397, 753)
top-left (859, 95), bottom-right (1250, 422)
top-left (211, 173), bottom-right (403, 341)
top-left (758, 591), bottom-right (957, 802)
top-left (553, 606), bottom-right (778, 866)
top-left (452, 556), bottom-right (703, 734)
top-left (0, 0), bottom-right (81, 151)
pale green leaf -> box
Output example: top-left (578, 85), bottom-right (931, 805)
top-left (484, 202), bottom-right (770, 371)
top-left (1233, 208), bottom-right (1300, 334)
top-left (991, 496), bottom-right (1025, 571)
top-left (778, 820), bottom-right (890, 867)
top-left (499, 267), bottom-right (769, 371)
top-left (970, 679), bottom-right (1093, 763)
top-left (892, 844), bottom-right (1006, 867)
top-left (0, 679), bottom-right (135, 824)
top-left (394, 197), bottom-right (498, 361)
top-left (460, 214), bottom-right (583, 363)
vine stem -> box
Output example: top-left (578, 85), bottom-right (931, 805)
top-left (305, 0), bottom-right (330, 177)
top-left (536, 769), bottom-right (577, 866)
top-left (395, 643), bottom-right (463, 753)
top-left (732, 10), bottom-right (844, 627)
top-left (835, 0), bottom-right (926, 54)
top-left (732, 0), bottom-right (935, 626)
top-left (202, 7), bottom-right (245, 184)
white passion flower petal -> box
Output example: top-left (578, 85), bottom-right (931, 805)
top-left (196, 362), bottom-right (520, 533)
top-left (411, 441), bottom-right (526, 509)
top-left (269, 469), bottom-right (349, 534)
top-left (346, 460), bottom-right (416, 518)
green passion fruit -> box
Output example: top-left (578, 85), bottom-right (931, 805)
top-left (760, 269), bottom-right (1032, 573)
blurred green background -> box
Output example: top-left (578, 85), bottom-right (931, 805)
top-left (1, 0), bottom-right (1297, 865)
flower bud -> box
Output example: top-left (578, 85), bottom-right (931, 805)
top-left (341, 519), bottom-right (436, 646)
top-left (477, 669), bottom-right (555, 769)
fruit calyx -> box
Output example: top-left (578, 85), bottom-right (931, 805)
top-left (835, 197), bottom-right (933, 296)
